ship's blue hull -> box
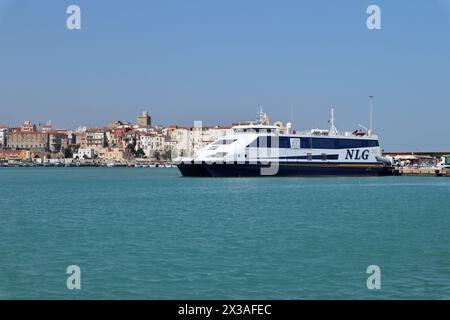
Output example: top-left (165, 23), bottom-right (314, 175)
top-left (177, 161), bottom-right (387, 177)
top-left (177, 162), bottom-right (211, 177)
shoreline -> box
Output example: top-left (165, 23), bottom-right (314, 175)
top-left (2, 161), bottom-right (450, 177)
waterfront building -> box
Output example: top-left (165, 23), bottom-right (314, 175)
top-left (40, 121), bottom-right (53, 132)
top-left (73, 126), bottom-right (88, 148)
top-left (123, 130), bottom-right (141, 147)
top-left (74, 148), bottom-right (95, 159)
top-left (105, 129), bottom-right (113, 148)
top-left (66, 130), bottom-right (77, 145)
top-left (20, 120), bottom-right (36, 132)
top-left (137, 111), bottom-right (152, 128)
top-left (170, 126), bottom-right (190, 158)
top-left (74, 126), bottom-right (88, 133)
top-left (75, 132), bottom-right (87, 148)
top-left (7, 121), bottom-right (49, 152)
top-left (134, 126), bottom-right (154, 134)
top-left (96, 147), bottom-right (132, 162)
top-left (162, 125), bottom-right (177, 137)
top-left (0, 125), bottom-right (8, 149)
top-left (48, 131), bottom-right (69, 153)
top-left (139, 132), bottom-right (171, 159)
top-left (164, 138), bottom-right (176, 159)
top-left (85, 129), bottom-right (107, 149)
top-left (107, 120), bottom-right (131, 129)
top-left (110, 127), bottom-right (131, 148)
top-left (0, 150), bottom-right (32, 161)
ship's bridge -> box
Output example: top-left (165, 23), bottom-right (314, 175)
top-left (296, 129), bottom-right (378, 139)
top-left (232, 125), bottom-right (280, 135)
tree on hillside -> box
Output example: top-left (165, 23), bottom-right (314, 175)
top-left (161, 150), bottom-right (172, 160)
top-left (136, 148), bottom-right (145, 158)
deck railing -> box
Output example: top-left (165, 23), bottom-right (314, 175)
top-left (295, 130), bottom-right (377, 138)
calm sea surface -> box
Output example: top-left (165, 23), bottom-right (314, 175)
top-left (1, 168), bottom-right (450, 299)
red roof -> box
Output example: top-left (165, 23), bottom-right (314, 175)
top-left (10, 131), bottom-right (47, 135)
top-left (47, 130), bottom-right (68, 135)
top-left (86, 128), bottom-right (106, 133)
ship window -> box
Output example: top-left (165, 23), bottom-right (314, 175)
top-left (278, 137), bottom-right (290, 148)
top-left (321, 153), bottom-right (327, 161)
top-left (214, 152), bottom-right (228, 158)
top-left (290, 138), bottom-right (300, 149)
top-left (307, 153), bottom-right (313, 161)
top-left (213, 139), bottom-right (236, 145)
top-left (258, 137), bottom-right (271, 148)
top-left (300, 138), bottom-right (379, 149)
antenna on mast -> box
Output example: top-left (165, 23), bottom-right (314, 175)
top-left (329, 105), bottom-right (338, 135)
top-left (256, 106), bottom-right (263, 123)
top-left (290, 105), bottom-right (294, 123)
top-left (369, 95), bottom-right (374, 135)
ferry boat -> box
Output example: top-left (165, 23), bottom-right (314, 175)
top-left (176, 107), bottom-right (392, 177)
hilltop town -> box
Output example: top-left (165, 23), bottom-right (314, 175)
top-left (0, 110), bottom-right (282, 166)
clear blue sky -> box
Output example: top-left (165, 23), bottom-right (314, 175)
top-left (0, 0), bottom-right (449, 150)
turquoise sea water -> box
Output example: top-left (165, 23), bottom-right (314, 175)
top-left (1, 168), bottom-right (450, 299)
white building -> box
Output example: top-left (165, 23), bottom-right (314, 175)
top-left (74, 148), bottom-right (95, 159)
top-left (0, 126), bottom-right (8, 149)
top-left (171, 127), bottom-right (190, 158)
top-left (86, 130), bottom-right (106, 149)
top-left (169, 125), bottom-right (232, 158)
top-left (139, 133), bottom-right (173, 159)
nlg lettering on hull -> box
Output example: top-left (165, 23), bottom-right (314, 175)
top-left (345, 149), bottom-right (369, 160)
